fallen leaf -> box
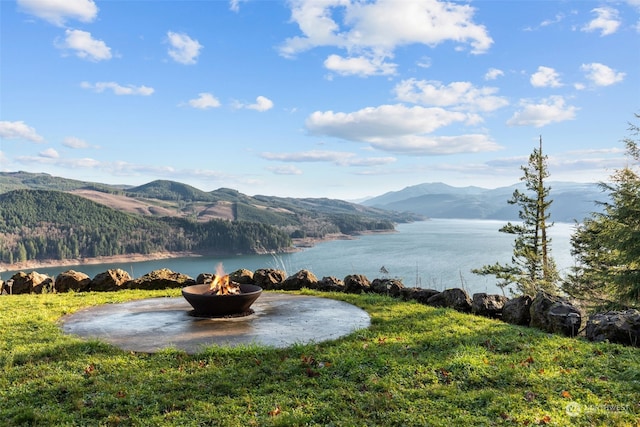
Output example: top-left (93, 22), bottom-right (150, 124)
top-left (521, 356), bottom-right (535, 366)
top-left (268, 405), bottom-right (281, 417)
top-left (561, 390), bottom-right (572, 399)
top-left (306, 367), bottom-right (320, 377)
top-left (539, 415), bottom-right (551, 424)
top-left (116, 390), bottom-right (126, 399)
top-left (524, 391), bottom-right (536, 402)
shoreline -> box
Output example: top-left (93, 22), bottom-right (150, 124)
top-left (0, 229), bottom-right (397, 273)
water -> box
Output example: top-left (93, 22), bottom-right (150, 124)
top-left (1, 219), bottom-right (577, 295)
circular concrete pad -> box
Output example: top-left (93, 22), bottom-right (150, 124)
top-left (60, 293), bottom-right (370, 353)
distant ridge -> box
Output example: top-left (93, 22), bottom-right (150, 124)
top-left (363, 181), bottom-right (605, 222)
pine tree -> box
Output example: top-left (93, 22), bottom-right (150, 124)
top-left (564, 116), bottom-right (640, 309)
top-left (473, 137), bottom-right (558, 295)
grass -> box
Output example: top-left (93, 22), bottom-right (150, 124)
top-left (1, 289), bottom-right (638, 426)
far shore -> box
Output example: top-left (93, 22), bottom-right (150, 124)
top-left (0, 229), bottom-right (397, 273)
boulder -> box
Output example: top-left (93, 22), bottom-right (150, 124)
top-left (317, 276), bottom-right (345, 292)
top-left (229, 269), bottom-right (254, 284)
top-left (343, 274), bottom-right (371, 294)
top-left (585, 310), bottom-right (640, 347)
top-left (196, 273), bottom-right (214, 285)
top-left (281, 269), bottom-right (318, 291)
top-left (472, 293), bottom-right (509, 318)
top-left (426, 288), bottom-right (472, 312)
top-left (502, 295), bottom-right (533, 326)
top-left (370, 278), bottom-right (405, 297)
top-left (253, 268), bottom-right (286, 290)
top-left (400, 287), bottom-right (440, 303)
top-left (89, 269), bottom-right (132, 292)
top-left (55, 270), bottom-right (91, 293)
top-left (530, 292), bottom-right (582, 337)
top-left (8, 271), bottom-right (53, 294)
top-left (127, 268), bottom-right (195, 290)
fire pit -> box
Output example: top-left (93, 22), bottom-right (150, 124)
top-left (182, 283), bottom-right (262, 317)
top-left (181, 264), bottom-right (262, 317)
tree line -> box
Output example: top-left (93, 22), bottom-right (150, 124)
top-left (0, 190), bottom-right (292, 264)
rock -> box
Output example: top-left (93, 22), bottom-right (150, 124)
top-left (55, 270), bottom-right (91, 293)
top-left (585, 310), bottom-right (640, 347)
top-left (89, 269), bottom-right (132, 292)
top-left (316, 276), bottom-right (344, 292)
top-left (196, 273), bottom-right (214, 285)
top-left (426, 288), bottom-right (472, 312)
top-left (281, 269), bottom-right (318, 291)
top-left (370, 278), bottom-right (405, 297)
top-left (530, 292), bottom-right (582, 337)
top-left (253, 268), bottom-right (286, 290)
top-left (343, 274), bottom-right (371, 294)
top-left (8, 271), bottom-right (53, 294)
top-left (472, 293), bottom-right (509, 318)
top-left (127, 268), bottom-right (195, 290)
top-left (400, 287), bottom-right (440, 303)
top-left (229, 269), bottom-right (254, 284)
top-left (502, 295), bottom-right (533, 326)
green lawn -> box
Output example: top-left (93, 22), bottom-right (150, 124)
top-left (1, 289), bottom-right (638, 426)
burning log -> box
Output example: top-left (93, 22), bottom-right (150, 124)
top-left (204, 263), bottom-right (241, 296)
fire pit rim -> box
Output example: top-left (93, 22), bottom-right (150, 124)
top-left (181, 283), bottom-right (263, 317)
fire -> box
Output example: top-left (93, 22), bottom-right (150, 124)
top-left (206, 263), bottom-right (241, 295)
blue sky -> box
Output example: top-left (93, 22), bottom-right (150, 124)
top-left (1, 0), bottom-right (638, 199)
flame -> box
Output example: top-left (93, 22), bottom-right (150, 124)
top-left (207, 263), bottom-right (241, 295)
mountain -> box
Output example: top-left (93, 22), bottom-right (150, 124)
top-left (0, 171), bottom-right (129, 194)
top-left (363, 182), bottom-right (605, 222)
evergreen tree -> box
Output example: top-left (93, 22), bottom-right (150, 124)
top-left (564, 116), bottom-right (640, 309)
top-left (473, 137), bottom-right (558, 295)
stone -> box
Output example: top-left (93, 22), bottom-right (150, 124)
top-left (127, 268), bottom-right (195, 290)
top-left (253, 268), bottom-right (286, 290)
top-left (530, 292), bottom-right (582, 337)
top-left (196, 273), bottom-right (214, 285)
top-left (472, 293), bottom-right (509, 318)
top-left (89, 269), bottom-right (132, 292)
top-left (343, 274), bottom-right (371, 294)
top-left (8, 271), bottom-right (53, 294)
top-left (370, 278), bottom-right (405, 297)
top-left (229, 269), bottom-right (254, 284)
top-left (426, 288), bottom-right (472, 312)
top-left (585, 310), bottom-right (640, 347)
top-left (502, 295), bottom-right (533, 326)
top-left (281, 269), bottom-right (318, 291)
top-left (400, 287), bottom-right (440, 303)
top-left (317, 276), bottom-right (345, 292)
top-left (55, 270), bottom-right (91, 293)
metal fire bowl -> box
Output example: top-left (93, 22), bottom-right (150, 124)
top-left (181, 284), bottom-right (262, 317)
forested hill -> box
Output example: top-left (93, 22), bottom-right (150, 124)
top-left (0, 190), bottom-right (292, 264)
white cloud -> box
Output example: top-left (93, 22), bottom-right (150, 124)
top-left (234, 96), bottom-right (274, 112)
top-left (581, 63), bottom-right (626, 86)
top-left (166, 31), bottom-right (202, 65)
top-left (57, 29), bottom-right (112, 61)
top-left (229, 0), bottom-right (248, 12)
top-left (0, 120), bottom-right (45, 142)
top-left (261, 150), bottom-right (396, 166)
top-left (247, 96), bottom-right (274, 112)
top-left (530, 66), bottom-right (562, 88)
top-left (81, 81), bottom-right (154, 96)
top-left (582, 7), bottom-right (621, 36)
top-left (507, 96), bottom-right (578, 127)
top-left (484, 68), bottom-right (504, 81)
top-left (324, 54), bottom-right (397, 76)
top-left (63, 136), bottom-right (90, 148)
top-left (394, 79), bottom-right (509, 112)
top-left (39, 148), bottom-right (59, 159)
top-left (267, 165), bottom-right (303, 175)
top-left (280, 0), bottom-right (493, 76)
top-left (187, 93), bottom-right (221, 109)
top-left (17, 0), bottom-right (98, 26)
top-left (305, 104), bottom-right (500, 155)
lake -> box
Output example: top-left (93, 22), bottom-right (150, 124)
top-left (1, 219), bottom-right (577, 295)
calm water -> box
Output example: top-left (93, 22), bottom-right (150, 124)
top-left (2, 219), bottom-right (577, 295)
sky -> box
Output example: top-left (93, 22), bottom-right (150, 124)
top-left (0, 0), bottom-right (639, 200)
